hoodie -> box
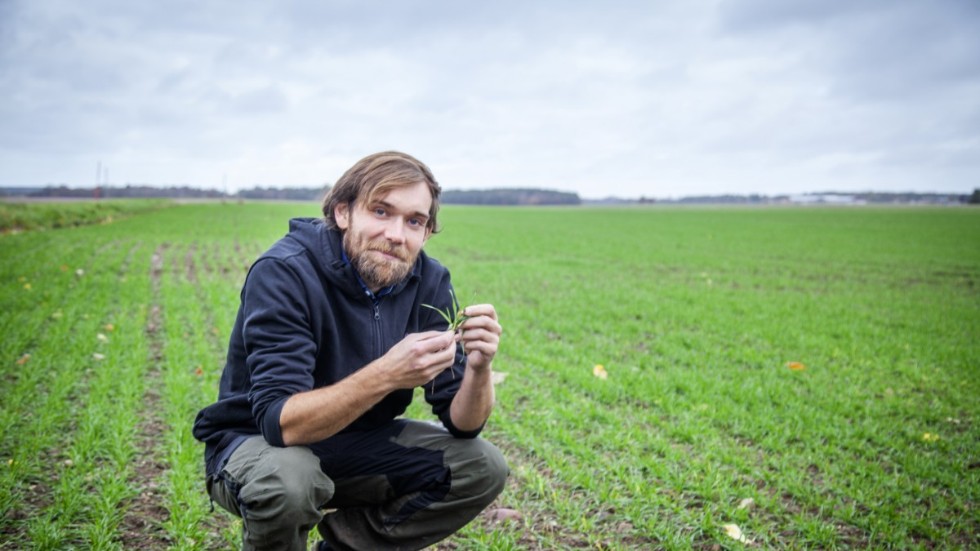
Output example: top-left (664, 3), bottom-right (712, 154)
top-left (192, 217), bottom-right (478, 476)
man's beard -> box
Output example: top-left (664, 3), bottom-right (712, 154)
top-left (343, 231), bottom-right (415, 291)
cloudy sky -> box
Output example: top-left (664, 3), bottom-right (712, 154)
top-left (1, 0), bottom-right (978, 198)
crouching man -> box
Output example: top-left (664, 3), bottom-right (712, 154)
top-left (193, 151), bottom-right (508, 550)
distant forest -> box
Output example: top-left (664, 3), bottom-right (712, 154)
top-left (441, 188), bottom-right (580, 205)
top-left (9, 185), bottom-right (330, 201)
top-left (2, 185), bottom-right (977, 205)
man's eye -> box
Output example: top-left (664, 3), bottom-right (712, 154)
top-left (373, 208), bottom-right (387, 216)
top-left (408, 218), bottom-right (423, 227)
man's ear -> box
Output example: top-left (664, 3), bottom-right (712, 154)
top-left (334, 203), bottom-right (350, 230)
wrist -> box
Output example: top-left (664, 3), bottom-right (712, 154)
top-left (358, 360), bottom-right (397, 395)
top-left (467, 361), bottom-right (493, 376)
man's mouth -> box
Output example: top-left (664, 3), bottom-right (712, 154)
top-left (369, 247), bottom-right (406, 262)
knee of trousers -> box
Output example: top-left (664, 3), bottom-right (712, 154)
top-left (238, 445), bottom-right (335, 523)
top-left (449, 438), bottom-right (509, 503)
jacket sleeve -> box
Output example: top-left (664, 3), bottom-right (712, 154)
top-left (421, 272), bottom-right (485, 439)
top-left (241, 258), bottom-right (318, 447)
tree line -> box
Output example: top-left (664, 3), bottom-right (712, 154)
top-left (5, 185), bottom-right (975, 205)
top-left (4, 185), bottom-right (583, 205)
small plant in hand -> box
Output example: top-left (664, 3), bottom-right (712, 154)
top-left (421, 289), bottom-right (469, 389)
top-left (422, 288), bottom-right (469, 334)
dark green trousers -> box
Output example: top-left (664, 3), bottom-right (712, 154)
top-left (207, 420), bottom-right (508, 551)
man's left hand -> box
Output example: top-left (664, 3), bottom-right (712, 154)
top-left (457, 304), bottom-right (500, 371)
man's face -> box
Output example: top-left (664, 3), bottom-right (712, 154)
top-left (334, 181), bottom-right (433, 292)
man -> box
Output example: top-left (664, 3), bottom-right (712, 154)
top-left (193, 151), bottom-right (508, 551)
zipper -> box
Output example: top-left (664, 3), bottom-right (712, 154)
top-left (368, 291), bottom-right (384, 357)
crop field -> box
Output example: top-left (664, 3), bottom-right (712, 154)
top-left (1, 201), bottom-right (978, 550)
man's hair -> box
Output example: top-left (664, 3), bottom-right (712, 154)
top-left (322, 151), bottom-right (442, 233)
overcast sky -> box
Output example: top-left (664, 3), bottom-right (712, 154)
top-left (1, 0), bottom-right (978, 198)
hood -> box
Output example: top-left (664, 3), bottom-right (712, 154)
top-left (282, 217), bottom-right (422, 298)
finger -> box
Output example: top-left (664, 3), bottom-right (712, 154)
top-left (459, 327), bottom-right (500, 344)
top-left (410, 347), bottom-right (454, 380)
top-left (461, 338), bottom-right (497, 357)
top-left (460, 333), bottom-right (499, 356)
top-left (414, 331), bottom-right (455, 352)
top-left (425, 338), bottom-right (457, 363)
top-left (461, 304), bottom-right (497, 321)
top-left (459, 316), bottom-right (501, 337)
top-left (423, 353), bottom-right (455, 379)
top-left (415, 330), bottom-right (452, 342)
top-left (462, 344), bottom-right (497, 368)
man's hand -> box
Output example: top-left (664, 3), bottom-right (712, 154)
top-left (457, 304), bottom-right (501, 372)
top-left (280, 330), bottom-right (455, 446)
top-left (448, 303), bottom-right (500, 432)
top-left (376, 330), bottom-right (457, 390)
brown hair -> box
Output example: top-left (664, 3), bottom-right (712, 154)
top-left (321, 151), bottom-right (442, 233)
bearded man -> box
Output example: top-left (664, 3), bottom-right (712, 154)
top-left (193, 151), bottom-right (507, 551)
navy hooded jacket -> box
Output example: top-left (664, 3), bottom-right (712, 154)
top-left (192, 217), bottom-right (479, 476)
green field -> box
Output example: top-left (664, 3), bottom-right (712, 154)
top-left (1, 201), bottom-right (978, 549)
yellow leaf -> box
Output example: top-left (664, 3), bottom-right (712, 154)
top-left (593, 364), bottom-right (608, 380)
top-left (786, 361), bottom-right (806, 371)
top-left (92, 353), bottom-right (106, 361)
top-left (15, 353), bottom-right (30, 365)
top-left (723, 523), bottom-right (754, 545)
top-left (103, 323), bottom-right (115, 332)
top-left (23, 283), bottom-right (31, 291)
top-left (922, 432), bottom-right (940, 442)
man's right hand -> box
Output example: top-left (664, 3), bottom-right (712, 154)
top-left (281, 331), bottom-right (455, 446)
top-left (375, 330), bottom-right (457, 390)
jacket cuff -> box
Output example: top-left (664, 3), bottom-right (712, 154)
top-left (439, 410), bottom-right (484, 439)
top-left (259, 398), bottom-right (287, 447)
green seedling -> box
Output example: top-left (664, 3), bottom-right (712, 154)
top-left (421, 288), bottom-right (469, 333)
top-left (421, 289), bottom-right (469, 390)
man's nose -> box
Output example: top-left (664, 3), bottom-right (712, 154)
top-left (384, 219), bottom-right (406, 243)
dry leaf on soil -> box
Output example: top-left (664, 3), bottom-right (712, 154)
top-left (737, 498), bottom-right (755, 510)
top-left (723, 523), bottom-right (754, 545)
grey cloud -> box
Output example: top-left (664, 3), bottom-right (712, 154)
top-left (717, 0), bottom-right (980, 99)
top-left (1, 0), bottom-right (977, 195)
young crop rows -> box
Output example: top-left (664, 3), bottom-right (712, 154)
top-left (1, 202), bottom-right (978, 549)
